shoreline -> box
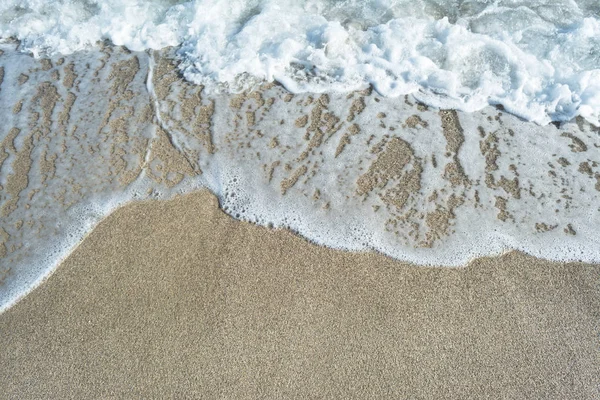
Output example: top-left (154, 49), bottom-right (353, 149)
top-left (1, 42), bottom-right (600, 316)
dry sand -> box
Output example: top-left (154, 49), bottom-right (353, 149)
top-left (1, 189), bottom-right (599, 399)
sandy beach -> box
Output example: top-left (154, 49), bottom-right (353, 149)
top-left (2, 18), bottom-right (600, 398)
top-left (1, 189), bottom-right (599, 399)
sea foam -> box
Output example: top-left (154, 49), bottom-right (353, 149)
top-left (2, 0), bottom-right (600, 124)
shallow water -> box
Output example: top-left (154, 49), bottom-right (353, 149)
top-left (1, 43), bottom-right (600, 312)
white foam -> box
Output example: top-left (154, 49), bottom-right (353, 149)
top-left (1, 0), bottom-right (600, 124)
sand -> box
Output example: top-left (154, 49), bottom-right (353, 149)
top-left (1, 189), bottom-right (599, 399)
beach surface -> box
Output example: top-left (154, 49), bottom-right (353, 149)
top-left (2, 2), bottom-right (600, 397)
top-left (1, 189), bottom-right (599, 399)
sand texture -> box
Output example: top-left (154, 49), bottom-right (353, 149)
top-left (1, 190), bottom-right (599, 399)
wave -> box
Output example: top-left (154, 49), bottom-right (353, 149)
top-left (2, 0), bottom-right (600, 124)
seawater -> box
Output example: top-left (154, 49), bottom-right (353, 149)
top-left (1, 2), bottom-right (600, 312)
top-left (2, 0), bottom-right (600, 124)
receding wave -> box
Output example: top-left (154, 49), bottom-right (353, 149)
top-left (1, 44), bottom-right (600, 312)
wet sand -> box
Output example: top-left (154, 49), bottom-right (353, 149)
top-left (1, 189), bottom-right (599, 399)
